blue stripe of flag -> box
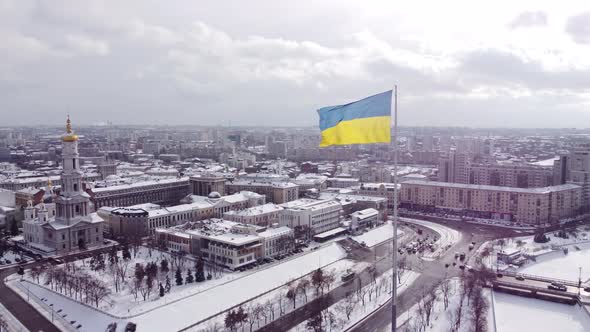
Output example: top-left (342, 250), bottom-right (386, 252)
top-left (317, 90), bottom-right (392, 131)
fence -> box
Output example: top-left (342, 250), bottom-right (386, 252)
top-left (11, 281), bottom-right (78, 332)
top-left (178, 257), bottom-right (346, 331)
top-left (500, 270), bottom-right (580, 288)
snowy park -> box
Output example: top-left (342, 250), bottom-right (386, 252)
top-left (392, 275), bottom-right (494, 332)
top-left (518, 245), bottom-right (590, 282)
top-left (289, 269), bottom-right (419, 332)
top-left (11, 243), bottom-right (353, 332)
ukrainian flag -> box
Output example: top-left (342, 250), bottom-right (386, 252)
top-left (318, 90), bottom-right (392, 147)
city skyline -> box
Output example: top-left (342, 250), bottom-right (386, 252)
top-left (2, 0), bottom-right (590, 127)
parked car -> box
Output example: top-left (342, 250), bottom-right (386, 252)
top-left (583, 286), bottom-right (590, 292)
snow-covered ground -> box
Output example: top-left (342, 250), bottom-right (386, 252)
top-left (494, 292), bottom-right (590, 332)
top-left (138, 243), bottom-right (346, 332)
top-left (400, 217), bottom-right (462, 260)
top-left (197, 258), bottom-right (368, 332)
top-left (352, 221), bottom-right (404, 247)
top-left (289, 269), bottom-right (419, 332)
top-left (0, 249), bottom-right (27, 265)
top-left (14, 243), bottom-right (349, 332)
top-left (493, 230), bottom-right (590, 257)
top-left (21, 246), bottom-right (233, 316)
top-left (518, 244), bottom-right (590, 282)
top-left (10, 279), bottom-right (125, 332)
top-left (384, 278), bottom-right (493, 332)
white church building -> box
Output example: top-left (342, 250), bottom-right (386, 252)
top-left (22, 117), bottom-right (105, 255)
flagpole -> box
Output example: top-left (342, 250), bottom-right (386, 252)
top-left (391, 85), bottom-right (399, 332)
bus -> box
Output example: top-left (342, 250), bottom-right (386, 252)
top-left (341, 269), bottom-right (355, 283)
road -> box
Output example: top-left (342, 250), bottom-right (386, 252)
top-left (349, 215), bottom-right (525, 332)
top-left (0, 244), bottom-right (117, 332)
top-left (257, 225), bottom-right (423, 332)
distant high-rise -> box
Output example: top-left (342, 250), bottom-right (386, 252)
top-left (554, 149), bottom-right (590, 209)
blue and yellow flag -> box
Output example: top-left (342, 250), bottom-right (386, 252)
top-left (317, 90), bottom-right (392, 147)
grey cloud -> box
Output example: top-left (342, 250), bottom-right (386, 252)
top-left (458, 49), bottom-right (590, 92)
top-left (508, 11), bottom-right (548, 29)
top-left (1, 1), bottom-right (590, 128)
top-left (566, 12), bottom-right (590, 44)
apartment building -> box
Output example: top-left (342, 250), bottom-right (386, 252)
top-left (400, 180), bottom-right (582, 225)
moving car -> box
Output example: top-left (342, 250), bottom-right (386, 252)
top-left (548, 283), bottom-right (567, 291)
top-left (515, 275), bottom-right (525, 281)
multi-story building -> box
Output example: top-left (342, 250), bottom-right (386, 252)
top-left (101, 191), bottom-right (265, 236)
top-left (0, 173), bottom-right (101, 191)
top-left (438, 152), bottom-right (470, 184)
top-left (467, 164), bottom-right (553, 188)
top-left (400, 180), bottom-right (582, 225)
top-left (318, 192), bottom-right (388, 221)
top-left (223, 203), bottom-right (283, 227)
top-left (22, 117), bottom-right (105, 255)
top-left (356, 183), bottom-right (396, 209)
top-left (155, 219), bottom-right (294, 270)
top-left (349, 208), bottom-right (379, 233)
top-left (190, 174), bottom-right (226, 197)
top-left (439, 153), bottom-right (552, 189)
top-left (279, 198), bottom-right (342, 238)
top-left (87, 177), bottom-right (190, 209)
top-left (554, 150), bottom-right (590, 209)
top-left (98, 161), bottom-right (117, 180)
top-left (226, 180), bottom-right (298, 204)
top-left (327, 177), bottom-right (360, 188)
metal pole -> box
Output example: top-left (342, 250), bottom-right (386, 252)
top-left (391, 85), bottom-right (399, 332)
top-left (579, 267), bottom-right (582, 296)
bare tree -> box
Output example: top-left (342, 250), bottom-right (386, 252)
top-left (322, 271), bottom-right (335, 293)
top-left (356, 286), bottom-right (368, 306)
top-left (421, 286), bottom-right (438, 327)
top-left (264, 299), bottom-right (275, 322)
top-left (297, 278), bottom-right (311, 303)
top-left (440, 279), bottom-right (453, 310)
top-left (342, 292), bottom-right (356, 321)
top-left (471, 287), bottom-right (489, 332)
top-left (286, 285), bottom-right (297, 309)
top-left (276, 293), bottom-right (286, 317)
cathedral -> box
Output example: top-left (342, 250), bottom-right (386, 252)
top-left (22, 117), bottom-right (105, 255)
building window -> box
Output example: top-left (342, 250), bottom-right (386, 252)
top-left (62, 234), bottom-right (65, 240)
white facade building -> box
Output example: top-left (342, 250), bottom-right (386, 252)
top-left (279, 199), bottom-right (342, 237)
top-left (22, 117), bottom-right (105, 255)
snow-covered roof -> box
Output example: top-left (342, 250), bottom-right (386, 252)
top-left (224, 203), bottom-right (282, 217)
top-left (403, 180), bottom-right (581, 194)
top-left (91, 177), bottom-right (189, 193)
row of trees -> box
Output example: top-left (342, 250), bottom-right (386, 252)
top-left (304, 267), bottom-right (395, 332)
top-left (28, 263), bottom-right (110, 307)
top-left (215, 267), bottom-right (338, 332)
top-left (404, 270), bottom-right (492, 332)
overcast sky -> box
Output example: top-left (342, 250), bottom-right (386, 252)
top-left (2, 0), bottom-right (590, 127)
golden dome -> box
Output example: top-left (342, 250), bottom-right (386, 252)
top-left (63, 115), bottom-right (79, 142)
